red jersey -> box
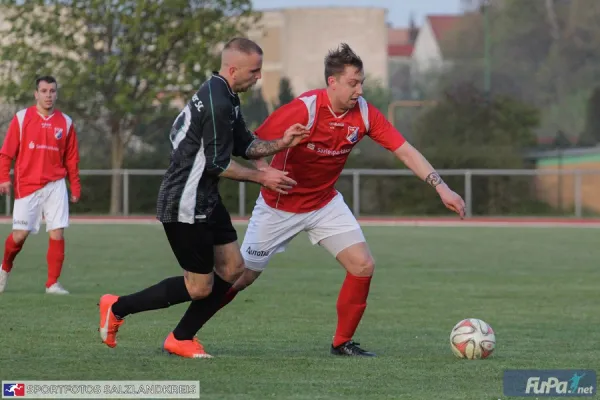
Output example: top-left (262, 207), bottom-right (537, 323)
top-left (0, 106), bottom-right (81, 199)
top-left (255, 89), bottom-right (405, 213)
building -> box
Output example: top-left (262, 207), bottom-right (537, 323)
top-left (247, 7), bottom-right (389, 105)
top-left (410, 15), bottom-right (463, 76)
top-left (387, 23), bottom-right (417, 100)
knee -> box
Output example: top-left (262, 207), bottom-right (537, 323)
top-left (49, 229), bottom-right (64, 240)
top-left (11, 230), bottom-right (29, 245)
top-left (233, 268), bottom-right (262, 291)
top-left (216, 259), bottom-right (245, 283)
top-left (351, 256), bottom-right (375, 277)
top-left (186, 282), bottom-right (213, 300)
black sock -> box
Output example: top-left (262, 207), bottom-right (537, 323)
top-left (172, 274), bottom-right (232, 341)
top-left (112, 276), bottom-right (191, 319)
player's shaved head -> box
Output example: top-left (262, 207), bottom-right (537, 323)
top-left (219, 37), bottom-right (263, 93)
top-left (221, 37), bottom-right (263, 67)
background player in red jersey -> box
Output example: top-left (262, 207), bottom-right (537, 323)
top-left (171, 43), bottom-right (465, 357)
top-left (0, 76), bottom-right (81, 294)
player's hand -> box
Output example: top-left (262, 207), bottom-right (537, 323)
top-left (280, 123), bottom-right (309, 148)
top-left (436, 185), bottom-right (466, 219)
top-left (0, 181), bottom-right (11, 195)
top-left (70, 195), bottom-right (79, 203)
top-left (260, 168), bottom-right (297, 194)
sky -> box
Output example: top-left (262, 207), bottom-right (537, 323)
top-left (251, 0), bottom-right (462, 28)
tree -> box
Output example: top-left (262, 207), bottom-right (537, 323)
top-left (0, 104), bottom-right (17, 134)
top-left (579, 87), bottom-right (600, 146)
top-left (461, 0), bottom-right (493, 10)
top-left (415, 84), bottom-right (539, 162)
top-left (0, 0), bottom-right (257, 214)
top-left (411, 84), bottom-right (541, 215)
top-left (275, 77), bottom-right (294, 109)
top-left (241, 88), bottom-right (270, 131)
top-left (444, 0), bottom-right (600, 141)
top-left (362, 78), bottom-right (392, 116)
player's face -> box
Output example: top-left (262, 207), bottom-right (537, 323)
top-left (35, 81), bottom-right (58, 111)
top-left (232, 52), bottom-right (263, 92)
top-left (331, 66), bottom-right (365, 110)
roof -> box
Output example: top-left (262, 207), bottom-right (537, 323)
top-left (388, 44), bottom-right (414, 57)
top-left (427, 15), bottom-right (463, 42)
top-left (424, 13), bottom-right (482, 58)
top-left (388, 28), bottom-right (410, 46)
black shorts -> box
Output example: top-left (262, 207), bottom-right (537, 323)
top-left (163, 201), bottom-right (237, 274)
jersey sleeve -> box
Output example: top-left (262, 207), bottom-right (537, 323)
top-left (64, 123), bottom-right (81, 198)
top-left (0, 116), bottom-right (21, 183)
top-left (231, 109), bottom-right (256, 160)
top-left (0, 116), bottom-right (20, 159)
top-left (254, 99), bottom-right (309, 141)
top-left (367, 103), bottom-right (406, 152)
top-left (201, 100), bottom-right (235, 175)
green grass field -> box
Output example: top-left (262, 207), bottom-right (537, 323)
top-left (0, 223), bottom-right (599, 399)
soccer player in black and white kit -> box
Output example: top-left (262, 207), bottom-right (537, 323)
top-left (98, 38), bottom-right (309, 358)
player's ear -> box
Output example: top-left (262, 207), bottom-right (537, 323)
top-left (327, 75), bottom-right (336, 88)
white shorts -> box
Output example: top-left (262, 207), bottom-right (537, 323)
top-left (241, 191), bottom-right (366, 271)
top-left (12, 179), bottom-right (70, 234)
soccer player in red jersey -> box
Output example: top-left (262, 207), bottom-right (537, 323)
top-left (0, 76), bottom-right (81, 294)
top-left (178, 44), bottom-right (465, 357)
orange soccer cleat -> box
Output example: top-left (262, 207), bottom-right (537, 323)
top-left (163, 332), bottom-right (213, 359)
top-left (98, 294), bottom-right (124, 348)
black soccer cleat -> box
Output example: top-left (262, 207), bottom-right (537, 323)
top-left (330, 340), bottom-right (376, 357)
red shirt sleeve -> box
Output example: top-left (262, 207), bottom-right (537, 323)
top-left (0, 155), bottom-right (12, 184)
top-left (254, 99), bottom-right (309, 140)
top-left (64, 123), bottom-right (81, 198)
top-left (367, 103), bottom-right (406, 152)
top-left (0, 116), bottom-right (21, 183)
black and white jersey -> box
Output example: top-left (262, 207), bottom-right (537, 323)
top-left (157, 72), bottom-right (256, 224)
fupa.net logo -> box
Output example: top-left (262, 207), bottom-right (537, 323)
top-left (504, 369), bottom-right (596, 397)
top-left (526, 372), bottom-right (593, 395)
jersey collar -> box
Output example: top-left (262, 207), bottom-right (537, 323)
top-left (323, 89), bottom-right (350, 118)
top-left (211, 71), bottom-right (236, 97)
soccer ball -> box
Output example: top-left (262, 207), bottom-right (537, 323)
top-left (450, 318), bottom-right (496, 360)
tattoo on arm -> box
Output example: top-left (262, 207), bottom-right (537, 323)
top-left (425, 172), bottom-right (443, 188)
top-left (246, 139), bottom-right (283, 159)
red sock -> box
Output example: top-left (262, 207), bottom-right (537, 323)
top-left (219, 287), bottom-right (239, 309)
top-left (333, 272), bottom-right (372, 348)
top-left (46, 238), bottom-right (65, 288)
top-left (2, 233), bottom-right (24, 272)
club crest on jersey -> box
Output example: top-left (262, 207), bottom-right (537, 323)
top-left (54, 127), bottom-right (63, 139)
top-left (346, 126), bottom-right (359, 143)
